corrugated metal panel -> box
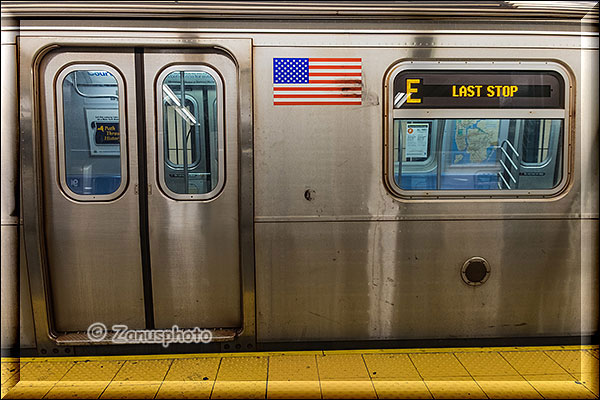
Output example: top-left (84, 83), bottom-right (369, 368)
top-left (1, 1), bottom-right (598, 21)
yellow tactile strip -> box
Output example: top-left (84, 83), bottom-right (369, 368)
top-left (1, 345), bottom-right (597, 399)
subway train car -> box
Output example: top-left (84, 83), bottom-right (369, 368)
top-left (1, 1), bottom-right (598, 357)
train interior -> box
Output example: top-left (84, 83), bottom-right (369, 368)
top-left (61, 70), bottom-right (220, 197)
top-left (394, 118), bottom-right (563, 191)
top-left (161, 71), bottom-right (219, 195)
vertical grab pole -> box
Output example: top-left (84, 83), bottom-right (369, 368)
top-left (436, 121), bottom-right (444, 190)
top-left (203, 87), bottom-right (212, 190)
top-left (180, 71), bottom-right (189, 193)
top-left (396, 121), bottom-right (403, 189)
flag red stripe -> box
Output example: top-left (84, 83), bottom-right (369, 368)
top-left (274, 94), bottom-right (362, 98)
top-left (274, 86), bottom-right (361, 91)
top-left (308, 80), bottom-right (361, 84)
top-left (308, 58), bottom-right (362, 62)
top-left (274, 101), bottom-right (362, 105)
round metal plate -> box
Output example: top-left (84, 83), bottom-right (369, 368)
top-left (461, 257), bottom-right (491, 286)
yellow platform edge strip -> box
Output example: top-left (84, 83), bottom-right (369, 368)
top-left (2, 344), bottom-right (597, 363)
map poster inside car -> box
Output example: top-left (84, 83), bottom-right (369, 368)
top-left (393, 70), bottom-right (564, 109)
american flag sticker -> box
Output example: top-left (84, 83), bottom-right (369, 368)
top-left (273, 58), bottom-right (362, 105)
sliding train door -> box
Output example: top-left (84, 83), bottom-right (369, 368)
top-left (40, 50), bottom-right (146, 332)
top-left (39, 48), bottom-right (242, 336)
top-left (143, 51), bottom-right (241, 329)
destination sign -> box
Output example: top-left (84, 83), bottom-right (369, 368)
top-left (394, 70), bottom-right (564, 109)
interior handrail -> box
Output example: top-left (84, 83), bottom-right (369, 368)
top-left (499, 160), bottom-right (517, 183)
top-left (502, 139), bottom-right (520, 159)
top-left (495, 140), bottom-right (521, 190)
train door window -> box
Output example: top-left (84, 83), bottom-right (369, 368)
top-left (56, 65), bottom-right (127, 200)
top-left (386, 62), bottom-right (570, 198)
top-left (157, 67), bottom-right (224, 199)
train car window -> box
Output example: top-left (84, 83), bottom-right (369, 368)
top-left (393, 118), bottom-right (563, 191)
top-left (58, 67), bottom-right (126, 199)
top-left (158, 68), bottom-right (223, 199)
top-left (387, 62), bottom-right (570, 198)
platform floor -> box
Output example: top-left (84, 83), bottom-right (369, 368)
top-left (1, 345), bottom-right (598, 399)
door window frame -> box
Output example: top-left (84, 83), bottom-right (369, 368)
top-left (156, 64), bottom-right (226, 200)
top-left (55, 63), bottom-right (129, 201)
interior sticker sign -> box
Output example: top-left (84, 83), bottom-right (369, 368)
top-left (405, 123), bottom-right (429, 158)
top-left (85, 108), bottom-right (120, 156)
top-left (94, 121), bottom-right (119, 144)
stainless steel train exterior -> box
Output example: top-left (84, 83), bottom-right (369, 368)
top-left (1, 1), bottom-right (598, 356)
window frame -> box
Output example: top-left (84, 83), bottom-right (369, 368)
top-left (385, 61), bottom-right (572, 199)
top-left (55, 63), bottom-right (128, 201)
top-left (156, 65), bottom-right (225, 201)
